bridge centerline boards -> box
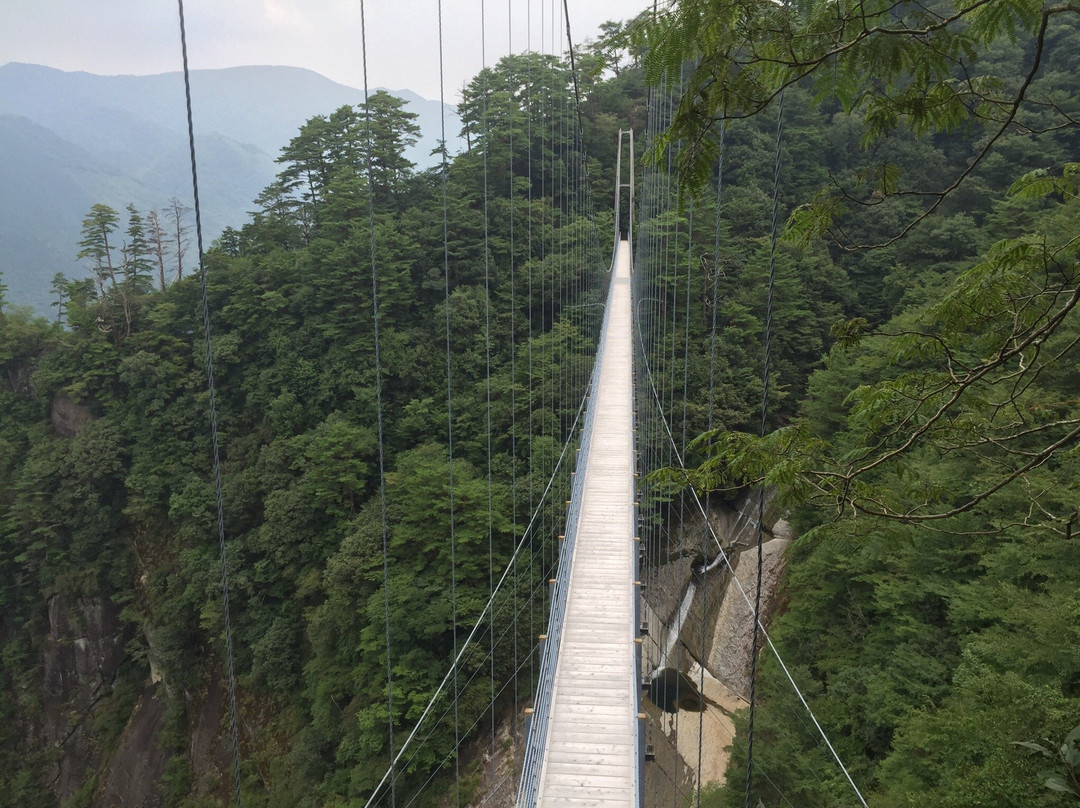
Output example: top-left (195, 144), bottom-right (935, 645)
top-left (524, 238), bottom-right (641, 807)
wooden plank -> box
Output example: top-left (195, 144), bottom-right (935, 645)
top-left (536, 241), bottom-right (639, 807)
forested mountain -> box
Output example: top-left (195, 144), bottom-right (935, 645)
top-left (624, 2), bottom-right (1080, 805)
top-left (0, 63), bottom-right (461, 314)
top-left (0, 50), bottom-right (630, 808)
top-left (1, 3), bottom-right (1079, 806)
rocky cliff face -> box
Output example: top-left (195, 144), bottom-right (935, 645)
top-left (641, 492), bottom-right (793, 792)
top-left (48, 396), bottom-right (93, 439)
top-left (463, 491), bottom-right (795, 805)
top-left (35, 595), bottom-right (130, 802)
top-left (12, 396), bottom-right (173, 807)
top-left (93, 689), bottom-right (170, 808)
top-left (29, 592), bottom-right (235, 808)
top-left (17, 392), bottom-right (232, 807)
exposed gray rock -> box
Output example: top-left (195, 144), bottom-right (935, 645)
top-left (38, 596), bottom-right (127, 803)
top-left (643, 494), bottom-right (793, 697)
top-left (706, 525), bottom-right (793, 698)
top-left (670, 488), bottom-right (781, 554)
top-left (641, 495), bottom-right (795, 792)
top-left (49, 395), bottom-right (93, 437)
top-left (3, 359), bottom-right (35, 397)
top-left (94, 687), bottom-right (170, 808)
top-left (189, 677), bottom-right (231, 791)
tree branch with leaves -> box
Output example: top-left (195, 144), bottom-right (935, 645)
top-left (625, 0), bottom-right (1080, 248)
top-left (632, 0), bottom-right (1080, 538)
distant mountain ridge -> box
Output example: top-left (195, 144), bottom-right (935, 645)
top-left (0, 62), bottom-right (463, 314)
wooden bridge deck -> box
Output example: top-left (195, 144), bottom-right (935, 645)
top-left (534, 240), bottom-right (639, 806)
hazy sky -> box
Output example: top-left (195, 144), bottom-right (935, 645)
top-left (1, 0), bottom-right (645, 100)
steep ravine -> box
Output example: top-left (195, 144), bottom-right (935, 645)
top-left (26, 396), bottom-right (787, 808)
top-left (640, 492), bottom-right (793, 798)
top-left (463, 492), bottom-right (793, 806)
top-left (17, 398), bottom-right (232, 808)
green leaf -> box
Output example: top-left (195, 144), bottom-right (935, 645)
top-left (1008, 164), bottom-right (1080, 200)
top-left (784, 190), bottom-right (845, 247)
top-left (1008, 169), bottom-right (1058, 199)
top-left (829, 317), bottom-right (871, 349)
top-left (1063, 723), bottom-right (1080, 768)
top-left (1042, 773), bottom-right (1079, 796)
top-left (1012, 740), bottom-right (1053, 757)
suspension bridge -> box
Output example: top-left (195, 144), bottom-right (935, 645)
top-left (162, 1), bottom-right (873, 806)
top-left (517, 237), bottom-right (640, 806)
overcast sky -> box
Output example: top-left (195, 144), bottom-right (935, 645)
top-left (1, 0), bottom-right (646, 101)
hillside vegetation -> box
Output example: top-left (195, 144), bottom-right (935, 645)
top-left (626, 1), bottom-right (1080, 804)
top-left (0, 63), bottom-right (459, 314)
top-left (1, 3), bottom-right (1079, 806)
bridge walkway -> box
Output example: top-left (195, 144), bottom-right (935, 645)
top-left (534, 239), bottom-right (639, 806)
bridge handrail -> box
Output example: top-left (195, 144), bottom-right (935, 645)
top-left (361, 371), bottom-right (596, 808)
top-left (515, 238), bottom-right (622, 806)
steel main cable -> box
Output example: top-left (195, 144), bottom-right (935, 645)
top-left (631, 282), bottom-right (870, 808)
top-left (746, 83), bottom-right (785, 808)
top-left (359, 1), bottom-right (397, 803)
top-left (433, 2), bottom-right (464, 803)
top-left (362, 372), bottom-right (595, 807)
top-left (175, 4), bottom-right (242, 807)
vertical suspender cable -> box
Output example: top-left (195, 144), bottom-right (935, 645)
top-left (641, 87), bottom-right (654, 584)
top-left (699, 117), bottom-right (726, 808)
top-left (507, 0), bottom-right (520, 747)
top-left (537, 0), bottom-right (547, 623)
top-left (536, 0), bottom-right (545, 615)
top-left (526, 0), bottom-right (536, 690)
top-left (436, 2), bottom-right (461, 801)
top-left (566, 2), bottom-right (572, 438)
top-left (548, 0), bottom-right (557, 606)
top-left (676, 200), bottom-right (694, 808)
top-left (561, 0), bottom-right (594, 412)
top-left (745, 87), bottom-right (785, 808)
top-left (660, 78), bottom-right (675, 707)
top-left (554, 1), bottom-right (563, 445)
top-left (666, 77), bottom-right (680, 465)
top-left (565, 0), bottom-right (574, 442)
top-left (681, 206), bottom-right (692, 462)
top-left (542, 0), bottom-right (551, 612)
top-left (555, 4), bottom-right (564, 449)
top-left (480, 0), bottom-right (497, 768)
top-left (680, 193), bottom-right (693, 733)
top-left (706, 121), bottom-right (726, 438)
top-left (656, 78), bottom-right (671, 589)
top-left (360, 1), bottom-right (396, 803)
top-left (664, 84), bottom-right (679, 782)
top-left (549, 0), bottom-right (558, 509)
top-left (175, 5), bottom-right (242, 807)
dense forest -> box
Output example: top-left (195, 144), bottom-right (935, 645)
top-left (624, 1), bottom-right (1080, 805)
top-left (0, 52), bottom-right (621, 804)
top-left (1, 1), bottom-right (1079, 806)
